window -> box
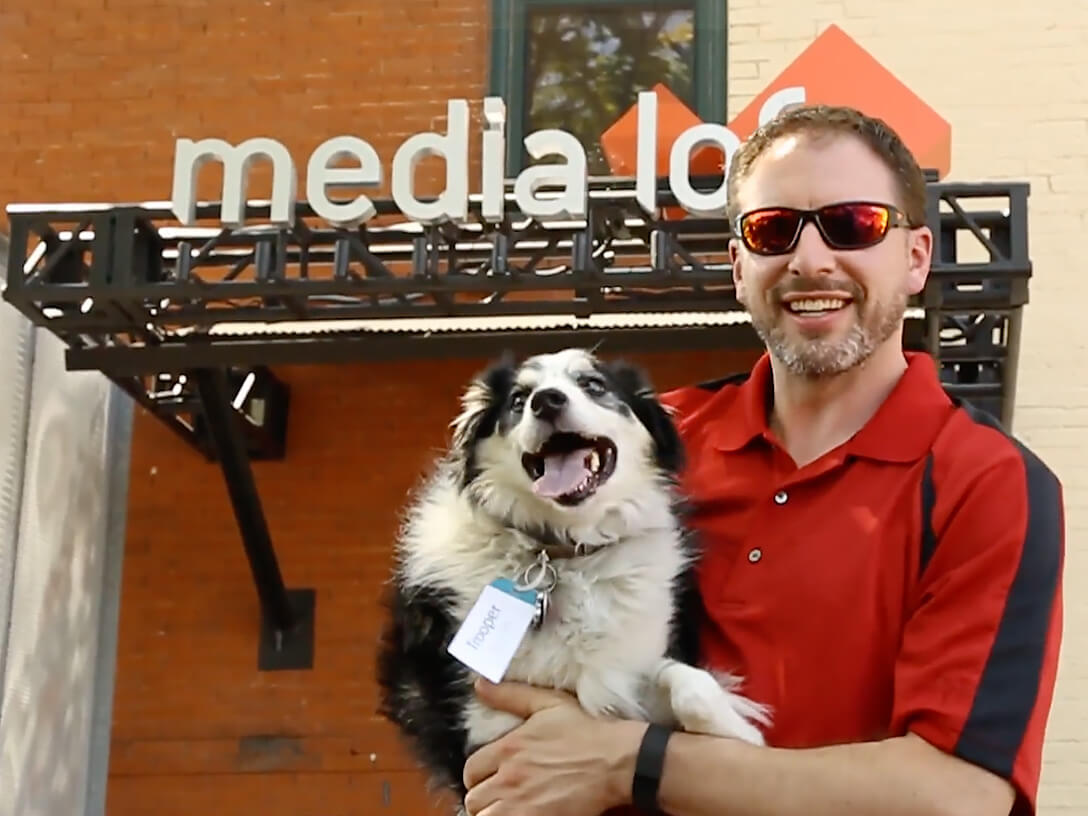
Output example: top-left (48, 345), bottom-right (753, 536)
top-left (490, 0), bottom-right (727, 174)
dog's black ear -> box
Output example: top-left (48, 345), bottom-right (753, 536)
top-left (449, 353), bottom-right (517, 481)
top-left (601, 359), bottom-right (684, 475)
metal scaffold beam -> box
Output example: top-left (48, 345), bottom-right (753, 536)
top-left (2, 177), bottom-right (1032, 430)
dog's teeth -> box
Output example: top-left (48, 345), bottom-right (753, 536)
top-left (588, 449), bottom-right (600, 472)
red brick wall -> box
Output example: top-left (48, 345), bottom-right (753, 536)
top-left (1, 3), bottom-right (761, 813)
top-left (0, 0), bottom-right (491, 222)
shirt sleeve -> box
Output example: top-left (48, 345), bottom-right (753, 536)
top-left (890, 441), bottom-right (1064, 815)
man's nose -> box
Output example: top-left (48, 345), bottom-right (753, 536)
top-left (530, 388), bottom-right (568, 421)
top-left (787, 222), bottom-right (836, 277)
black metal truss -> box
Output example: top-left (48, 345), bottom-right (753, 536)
top-left (1, 176), bottom-right (1032, 669)
top-left (920, 181), bottom-right (1031, 425)
top-left (3, 176), bottom-right (1032, 428)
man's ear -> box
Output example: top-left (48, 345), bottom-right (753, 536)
top-left (730, 238), bottom-right (748, 306)
top-left (905, 225), bottom-right (933, 296)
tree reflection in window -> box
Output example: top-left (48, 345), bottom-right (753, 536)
top-left (524, 6), bottom-right (696, 175)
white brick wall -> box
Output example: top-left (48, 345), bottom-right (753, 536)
top-left (727, 2), bottom-right (1088, 811)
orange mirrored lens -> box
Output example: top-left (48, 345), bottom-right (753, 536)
top-left (742, 209), bottom-right (801, 253)
top-left (819, 204), bottom-right (890, 246)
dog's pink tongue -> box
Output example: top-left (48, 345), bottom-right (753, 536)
top-left (533, 451), bottom-right (590, 498)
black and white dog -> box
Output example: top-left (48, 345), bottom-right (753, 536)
top-left (376, 348), bottom-right (768, 805)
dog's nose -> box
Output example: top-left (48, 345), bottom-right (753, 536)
top-left (530, 388), bottom-right (567, 420)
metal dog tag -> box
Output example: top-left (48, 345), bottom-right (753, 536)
top-left (532, 590), bottom-right (550, 629)
top-left (517, 551), bottom-right (558, 630)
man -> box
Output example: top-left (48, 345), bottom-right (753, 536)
top-left (460, 105), bottom-right (1064, 816)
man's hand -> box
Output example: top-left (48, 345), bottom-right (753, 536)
top-left (462, 678), bottom-right (644, 816)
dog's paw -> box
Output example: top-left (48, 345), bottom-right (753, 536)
top-left (464, 699), bottom-right (526, 746)
top-left (657, 661), bottom-right (769, 745)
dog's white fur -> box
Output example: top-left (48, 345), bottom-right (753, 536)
top-left (392, 349), bottom-right (769, 758)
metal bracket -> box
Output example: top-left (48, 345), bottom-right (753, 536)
top-left (192, 367), bottom-right (314, 671)
top-left (257, 588), bottom-right (315, 672)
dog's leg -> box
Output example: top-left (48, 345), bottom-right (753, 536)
top-left (463, 696), bottom-right (527, 748)
top-left (652, 659), bottom-right (769, 745)
top-left (575, 668), bottom-right (653, 722)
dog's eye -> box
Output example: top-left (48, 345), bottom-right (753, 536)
top-left (510, 391), bottom-right (527, 412)
top-left (579, 376), bottom-right (607, 397)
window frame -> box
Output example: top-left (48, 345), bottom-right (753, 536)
top-left (488, 0), bottom-right (727, 173)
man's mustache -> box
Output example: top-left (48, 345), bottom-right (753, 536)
top-left (771, 279), bottom-right (864, 302)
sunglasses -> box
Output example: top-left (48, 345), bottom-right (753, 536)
top-left (733, 202), bottom-right (916, 256)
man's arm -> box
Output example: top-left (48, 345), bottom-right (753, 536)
top-left (630, 726), bottom-right (1014, 816)
top-left (463, 681), bottom-right (1013, 816)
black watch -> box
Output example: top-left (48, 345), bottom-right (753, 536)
top-left (631, 723), bottom-right (673, 813)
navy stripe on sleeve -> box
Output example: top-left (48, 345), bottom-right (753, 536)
top-left (953, 403), bottom-right (1063, 778)
top-left (919, 453), bottom-right (938, 576)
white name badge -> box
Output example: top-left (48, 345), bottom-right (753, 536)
top-left (447, 578), bottom-right (538, 684)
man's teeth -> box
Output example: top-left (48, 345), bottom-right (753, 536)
top-left (787, 298), bottom-right (848, 313)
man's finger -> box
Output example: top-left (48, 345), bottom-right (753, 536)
top-left (473, 677), bottom-right (571, 718)
top-left (463, 764), bottom-right (503, 816)
top-left (463, 736), bottom-right (504, 791)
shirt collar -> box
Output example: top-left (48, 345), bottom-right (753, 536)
top-left (845, 351), bottom-right (953, 462)
top-left (710, 352), bottom-right (775, 453)
top-left (712, 351), bottom-right (952, 463)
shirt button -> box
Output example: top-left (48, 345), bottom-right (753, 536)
top-left (748, 548), bottom-right (762, 563)
top-left (773, 490), bottom-right (788, 505)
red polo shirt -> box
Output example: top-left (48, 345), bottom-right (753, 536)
top-left (660, 351), bottom-right (1064, 815)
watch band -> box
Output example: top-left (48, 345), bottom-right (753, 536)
top-left (631, 723), bottom-right (673, 813)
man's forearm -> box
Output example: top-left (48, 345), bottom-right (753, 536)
top-left (608, 728), bottom-right (1014, 816)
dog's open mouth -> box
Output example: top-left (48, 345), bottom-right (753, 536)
top-left (521, 432), bottom-right (618, 505)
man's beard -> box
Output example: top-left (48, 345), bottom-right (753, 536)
top-left (748, 281), bottom-right (907, 379)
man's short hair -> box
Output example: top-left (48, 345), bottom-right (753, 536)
top-left (725, 104), bottom-right (928, 228)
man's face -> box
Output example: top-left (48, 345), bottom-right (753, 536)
top-left (730, 132), bottom-right (933, 378)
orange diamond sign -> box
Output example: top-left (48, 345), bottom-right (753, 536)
top-left (728, 24), bottom-right (951, 177)
top-left (601, 82), bottom-right (725, 178)
top-left (601, 24), bottom-right (952, 194)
